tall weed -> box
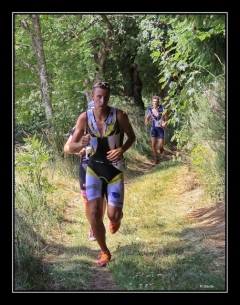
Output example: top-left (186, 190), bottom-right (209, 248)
top-left (187, 75), bottom-right (225, 201)
top-left (14, 135), bottom-right (62, 289)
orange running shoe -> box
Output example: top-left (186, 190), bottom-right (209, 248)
top-left (109, 221), bottom-right (121, 234)
top-left (97, 252), bottom-right (112, 267)
top-left (109, 213), bottom-right (123, 234)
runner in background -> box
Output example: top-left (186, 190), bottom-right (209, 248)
top-left (145, 95), bottom-right (168, 164)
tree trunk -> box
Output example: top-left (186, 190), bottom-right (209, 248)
top-left (133, 69), bottom-right (144, 109)
top-left (29, 14), bottom-right (53, 128)
top-left (120, 65), bottom-right (144, 109)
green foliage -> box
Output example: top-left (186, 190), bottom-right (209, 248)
top-left (15, 14), bottom-right (96, 140)
top-left (186, 75), bottom-right (225, 201)
top-left (144, 13), bottom-right (226, 146)
top-left (15, 135), bottom-right (56, 195)
top-left (14, 13), bottom-right (226, 153)
top-left (14, 210), bottom-right (51, 290)
top-left (14, 135), bottom-right (63, 290)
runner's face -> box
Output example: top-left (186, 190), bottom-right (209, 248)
top-left (152, 99), bottom-right (159, 107)
top-left (92, 88), bottom-right (110, 109)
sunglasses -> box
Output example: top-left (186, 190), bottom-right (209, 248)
top-left (93, 81), bottom-right (110, 89)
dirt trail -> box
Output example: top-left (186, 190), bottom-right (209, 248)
top-left (86, 152), bottom-right (166, 291)
top-left (88, 261), bottom-right (119, 291)
top-left (61, 147), bottom-right (224, 291)
top-left (86, 147), bottom-right (225, 291)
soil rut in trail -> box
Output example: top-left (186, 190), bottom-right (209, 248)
top-left (88, 250), bottom-right (119, 291)
top-left (90, 269), bottom-right (119, 291)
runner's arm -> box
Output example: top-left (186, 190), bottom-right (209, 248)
top-left (145, 109), bottom-right (151, 125)
top-left (64, 113), bottom-right (90, 154)
top-left (117, 110), bottom-right (136, 154)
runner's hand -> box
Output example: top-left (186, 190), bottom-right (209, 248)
top-left (80, 134), bottom-right (90, 147)
top-left (106, 148), bottom-right (123, 162)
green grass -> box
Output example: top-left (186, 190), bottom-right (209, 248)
top-left (15, 158), bottom-right (224, 291)
top-left (14, 148), bottom-right (225, 291)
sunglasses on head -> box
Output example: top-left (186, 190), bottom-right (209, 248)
top-left (93, 81), bottom-right (110, 89)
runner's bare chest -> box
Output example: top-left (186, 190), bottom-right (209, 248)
top-left (152, 109), bottom-right (159, 117)
top-left (95, 120), bottom-right (105, 137)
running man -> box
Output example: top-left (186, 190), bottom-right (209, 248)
top-left (64, 81), bottom-right (136, 267)
top-left (145, 95), bottom-right (168, 164)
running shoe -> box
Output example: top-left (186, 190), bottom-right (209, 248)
top-left (88, 228), bottom-right (96, 241)
top-left (109, 213), bottom-right (123, 234)
top-left (97, 252), bottom-right (112, 267)
top-left (109, 221), bottom-right (121, 234)
top-left (153, 158), bottom-right (159, 164)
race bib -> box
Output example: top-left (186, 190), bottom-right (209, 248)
top-left (155, 120), bottom-right (162, 127)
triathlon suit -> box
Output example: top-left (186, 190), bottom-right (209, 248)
top-left (147, 105), bottom-right (165, 139)
top-left (85, 106), bottom-right (125, 208)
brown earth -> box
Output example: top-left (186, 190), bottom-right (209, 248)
top-left (87, 255), bottom-right (119, 290)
